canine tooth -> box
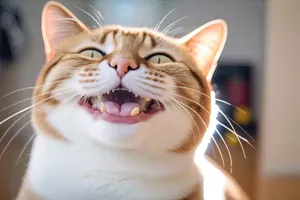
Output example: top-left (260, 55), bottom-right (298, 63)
top-left (135, 94), bottom-right (138, 98)
top-left (130, 107), bottom-right (140, 117)
top-left (112, 89), bottom-right (115, 93)
top-left (100, 102), bottom-right (106, 113)
top-left (145, 97), bottom-right (151, 102)
top-left (106, 92), bottom-right (109, 95)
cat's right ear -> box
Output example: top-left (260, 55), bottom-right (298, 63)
top-left (42, 1), bottom-right (90, 62)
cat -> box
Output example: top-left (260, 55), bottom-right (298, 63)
top-left (16, 1), bottom-right (250, 200)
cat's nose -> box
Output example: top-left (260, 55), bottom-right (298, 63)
top-left (109, 56), bottom-right (139, 78)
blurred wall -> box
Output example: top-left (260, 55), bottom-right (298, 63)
top-left (260, 0), bottom-right (300, 176)
top-left (258, 0), bottom-right (300, 199)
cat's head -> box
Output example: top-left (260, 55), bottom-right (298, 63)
top-left (32, 1), bottom-right (227, 152)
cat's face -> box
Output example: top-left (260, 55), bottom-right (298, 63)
top-left (32, 1), bottom-right (227, 152)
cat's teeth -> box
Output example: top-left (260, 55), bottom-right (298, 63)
top-left (97, 95), bottom-right (102, 101)
top-left (135, 94), bottom-right (138, 98)
top-left (145, 97), bottom-right (151, 102)
top-left (100, 102), bottom-right (106, 113)
top-left (112, 89), bottom-right (115, 93)
top-left (130, 107), bottom-right (140, 116)
top-left (90, 97), bottom-right (96, 105)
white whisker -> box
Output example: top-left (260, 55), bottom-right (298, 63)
top-left (0, 110), bottom-right (31, 145)
top-left (164, 84), bottom-right (245, 113)
top-left (54, 17), bottom-right (76, 22)
top-left (217, 122), bottom-right (256, 151)
top-left (166, 91), bottom-right (210, 114)
top-left (0, 74), bottom-right (76, 103)
top-left (161, 16), bottom-right (187, 34)
top-left (0, 120), bottom-right (31, 161)
top-left (76, 6), bottom-right (102, 27)
top-left (211, 136), bottom-right (225, 168)
top-left (166, 27), bottom-right (186, 37)
top-left (0, 87), bottom-right (69, 114)
top-left (228, 116), bottom-right (256, 142)
top-left (170, 99), bottom-right (200, 148)
top-left (0, 90), bottom-right (73, 126)
top-left (218, 109), bottom-right (246, 158)
top-left (89, 5), bottom-right (104, 25)
top-left (171, 98), bottom-right (207, 128)
top-left (154, 9), bottom-right (175, 32)
top-left (215, 128), bottom-right (233, 173)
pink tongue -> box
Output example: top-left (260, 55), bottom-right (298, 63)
top-left (120, 103), bottom-right (140, 116)
top-left (104, 101), bottom-right (140, 117)
top-left (105, 102), bottom-right (120, 116)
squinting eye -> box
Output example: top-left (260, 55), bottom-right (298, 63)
top-left (146, 54), bottom-right (173, 64)
top-left (80, 49), bottom-right (104, 58)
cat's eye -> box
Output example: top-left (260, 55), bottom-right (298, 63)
top-left (146, 54), bottom-right (174, 64)
top-left (80, 49), bottom-right (104, 58)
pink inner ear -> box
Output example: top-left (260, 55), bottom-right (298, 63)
top-left (42, 2), bottom-right (89, 63)
top-left (184, 22), bottom-right (227, 79)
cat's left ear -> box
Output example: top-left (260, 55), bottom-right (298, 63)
top-left (42, 1), bottom-right (90, 62)
top-left (180, 20), bottom-right (227, 81)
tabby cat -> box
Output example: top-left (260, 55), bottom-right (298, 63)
top-left (16, 1), bottom-right (249, 200)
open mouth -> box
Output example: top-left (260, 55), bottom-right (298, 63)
top-left (79, 87), bottom-right (164, 124)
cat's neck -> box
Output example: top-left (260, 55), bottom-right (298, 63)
top-left (27, 135), bottom-right (200, 199)
top-left (30, 134), bottom-right (198, 179)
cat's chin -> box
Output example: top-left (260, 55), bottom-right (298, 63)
top-left (79, 98), bottom-right (164, 124)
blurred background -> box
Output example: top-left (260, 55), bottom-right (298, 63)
top-left (0, 0), bottom-right (299, 199)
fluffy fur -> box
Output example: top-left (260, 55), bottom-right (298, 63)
top-left (16, 1), bottom-right (249, 200)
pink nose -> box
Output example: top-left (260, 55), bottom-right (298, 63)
top-left (109, 56), bottom-right (138, 77)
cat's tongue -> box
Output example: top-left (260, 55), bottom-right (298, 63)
top-left (104, 101), bottom-right (140, 116)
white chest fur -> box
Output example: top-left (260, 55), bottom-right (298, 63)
top-left (27, 136), bottom-right (200, 200)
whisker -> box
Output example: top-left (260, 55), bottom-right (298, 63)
top-left (217, 122), bottom-right (256, 151)
top-left (211, 136), bottom-right (225, 168)
top-left (0, 90), bottom-right (73, 126)
top-left (166, 27), bottom-right (186, 37)
top-left (228, 116), bottom-right (256, 142)
top-left (164, 85), bottom-right (255, 152)
top-left (154, 9), bottom-right (175, 32)
top-left (218, 109), bottom-right (246, 158)
top-left (0, 74), bottom-right (76, 103)
top-left (89, 4), bottom-right (104, 21)
top-left (164, 84), bottom-right (245, 113)
top-left (134, 85), bottom-right (159, 98)
top-left (170, 99), bottom-right (201, 148)
top-left (162, 98), bottom-right (180, 114)
top-left (76, 6), bottom-right (102, 27)
top-left (166, 91), bottom-right (210, 114)
top-left (215, 128), bottom-right (233, 173)
top-left (156, 97), bottom-right (168, 111)
top-left (161, 23), bottom-right (177, 35)
top-left (54, 17), bottom-right (76, 22)
top-left (0, 120), bottom-right (31, 161)
top-left (89, 4), bottom-right (104, 25)
top-left (210, 142), bottom-right (217, 160)
top-left (0, 87), bottom-right (70, 114)
top-left (170, 98), bottom-right (207, 128)
top-left (0, 110), bottom-right (31, 145)
top-left (161, 16), bottom-right (187, 34)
